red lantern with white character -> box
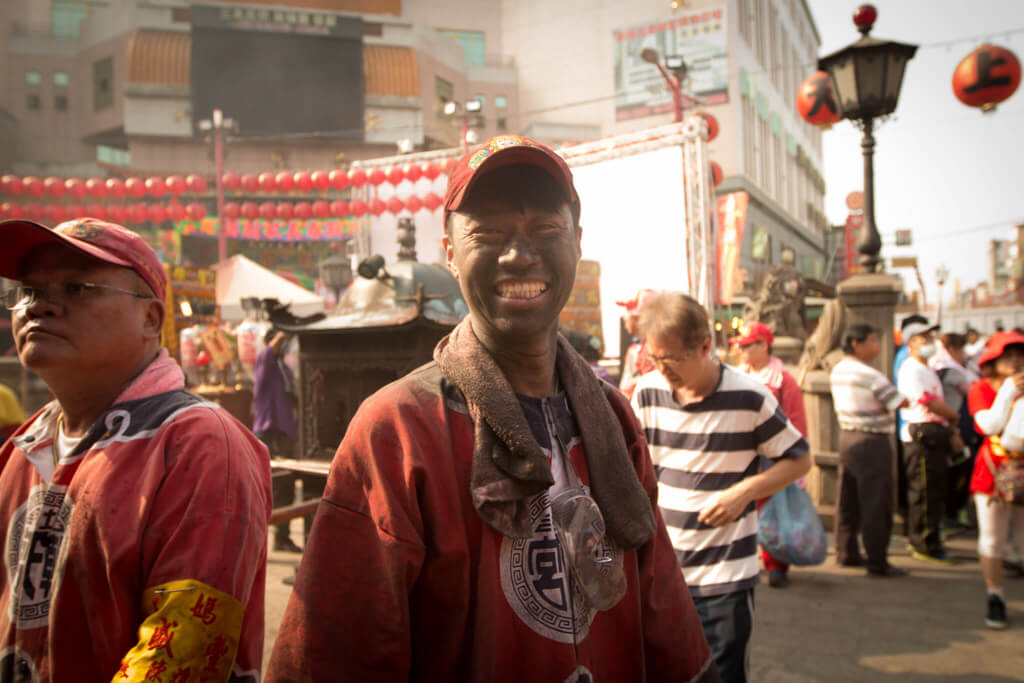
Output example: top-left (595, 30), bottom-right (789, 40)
top-left (952, 44), bottom-right (1021, 112)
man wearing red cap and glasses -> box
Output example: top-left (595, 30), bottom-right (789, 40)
top-left (730, 322), bottom-right (807, 589)
top-left (0, 217), bottom-right (271, 681)
top-left (617, 289), bottom-right (658, 399)
top-left (268, 136), bottom-right (717, 682)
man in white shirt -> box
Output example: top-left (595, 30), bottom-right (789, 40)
top-left (897, 321), bottom-right (963, 564)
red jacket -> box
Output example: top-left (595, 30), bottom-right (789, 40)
top-left (0, 351), bottom-right (271, 682)
top-left (969, 379), bottom-right (1000, 495)
top-left (267, 362), bottom-right (716, 682)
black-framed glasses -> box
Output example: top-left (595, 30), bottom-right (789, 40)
top-left (3, 282), bottom-right (153, 310)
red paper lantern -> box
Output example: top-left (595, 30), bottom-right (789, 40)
top-left (105, 177), bottom-right (127, 198)
top-left (64, 204), bottom-right (84, 220)
top-left (293, 201), bottom-right (312, 220)
top-left (185, 174), bottom-right (207, 194)
top-left (274, 171), bottom-right (294, 193)
top-left (328, 169), bottom-right (348, 191)
top-left (147, 203), bottom-right (167, 223)
top-left (223, 201), bottom-right (240, 220)
top-left (222, 172), bottom-right (242, 192)
top-left (145, 176), bottom-right (166, 198)
top-left (85, 177), bottom-right (107, 198)
top-left (185, 202), bottom-right (206, 221)
top-left (258, 201), bottom-right (276, 220)
top-left (386, 166), bottom-right (405, 185)
top-left (310, 170), bottom-right (330, 191)
top-left (442, 158), bottom-right (458, 175)
top-left (25, 204), bottom-right (45, 222)
top-left (796, 71), bottom-right (842, 126)
top-left (423, 193), bottom-right (442, 211)
top-left (241, 173), bottom-right (260, 193)
top-left (85, 204), bottom-right (107, 221)
top-left (348, 167), bottom-right (367, 187)
top-left (696, 111), bottom-right (720, 142)
top-left (348, 200), bottom-right (367, 217)
top-left (128, 203), bottom-right (149, 224)
top-left (23, 176), bottom-right (44, 197)
top-left (311, 199), bottom-right (330, 218)
top-left (166, 202), bottom-right (186, 222)
top-left (404, 163), bottom-right (423, 183)
top-left (1, 175), bottom-right (24, 196)
top-left (165, 175), bottom-right (186, 195)
top-left (44, 205), bottom-right (66, 224)
top-left (369, 198), bottom-right (385, 215)
top-left (292, 171), bottom-right (312, 193)
top-left (952, 44), bottom-right (1021, 112)
top-left (241, 201), bottom-right (259, 220)
top-left (405, 195), bottom-right (423, 213)
top-left (329, 199), bottom-right (349, 217)
top-left (196, 350), bottom-right (211, 367)
top-left (368, 168), bottom-right (387, 186)
top-left (709, 161), bottom-right (723, 188)
top-left (65, 178), bottom-right (87, 199)
top-left (422, 163), bottom-right (441, 181)
top-left (43, 177), bottom-right (65, 198)
top-left (1, 202), bottom-right (24, 220)
top-left (385, 197), bottom-right (404, 214)
top-left (106, 205), bottom-right (127, 223)
top-left (276, 202), bottom-right (294, 220)
top-left (258, 172), bottom-right (277, 193)
top-left (125, 177), bottom-right (146, 198)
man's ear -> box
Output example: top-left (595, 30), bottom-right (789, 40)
top-left (142, 299), bottom-right (165, 342)
top-left (443, 234), bottom-right (458, 279)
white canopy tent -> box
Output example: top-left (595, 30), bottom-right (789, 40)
top-left (212, 254), bottom-right (325, 322)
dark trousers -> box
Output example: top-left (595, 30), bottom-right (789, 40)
top-left (904, 424), bottom-right (951, 555)
top-left (257, 429), bottom-right (296, 541)
top-left (836, 430), bottom-right (894, 571)
top-left (693, 589), bottom-right (754, 683)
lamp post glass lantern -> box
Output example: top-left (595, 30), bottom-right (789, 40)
top-left (818, 4), bottom-right (917, 273)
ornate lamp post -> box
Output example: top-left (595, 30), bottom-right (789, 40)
top-left (641, 48), bottom-right (691, 122)
top-left (818, 4), bottom-right (917, 273)
top-left (319, 253), bottom-right (353, 309)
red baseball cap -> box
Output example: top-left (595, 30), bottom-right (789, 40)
top-left (0, 217), bottom-right (167, 299)
top-left (616, 288), bottom-right (658, 313)
top-left (978, 330), bottom-right (1024, 367)
top-left (731, 321), bottom-right (774, 347)
top-left (443, 134), bottom-right (580, 227)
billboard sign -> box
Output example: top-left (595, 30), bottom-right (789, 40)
top-left (613, 7), bottom-right (728, 121)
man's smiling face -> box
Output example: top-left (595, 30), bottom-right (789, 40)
top-left (444, 165), bottom-right (581, 351)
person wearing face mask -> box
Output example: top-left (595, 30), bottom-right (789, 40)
top-left (897, 321), bottom-right (964, 565)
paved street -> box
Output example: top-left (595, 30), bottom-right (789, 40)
top-left (263, 522), bottom-right (1024, 681)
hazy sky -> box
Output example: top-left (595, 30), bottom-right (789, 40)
top-left (808, 0), bottom-right (1024, 307)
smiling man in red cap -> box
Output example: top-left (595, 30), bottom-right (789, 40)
top-left (0, 217), bottom-right (271, 681)
top-left (267, 135), bottom-right (718, 682)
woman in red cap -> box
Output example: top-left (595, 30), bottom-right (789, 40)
top-left (732, 322), bottom-right (807, 588)
top-left (968, 330), bottom-right (1024, 629)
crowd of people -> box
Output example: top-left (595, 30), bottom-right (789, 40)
top-left (0, 132), bottom-right (1018, 682)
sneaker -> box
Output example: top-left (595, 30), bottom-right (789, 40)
top-left (768, 569), bottom-right (789, 588)
top-left (867, 564), bottom-right (909, 578)
top-left (986, 594), bottom-right (1008, 629)
top-left (910, 548), bottom-right (956, 566)
top-left (274, 537), bottom-right (303, 553)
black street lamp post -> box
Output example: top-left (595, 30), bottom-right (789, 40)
top-left (818, 4), bottom-right (917, 273)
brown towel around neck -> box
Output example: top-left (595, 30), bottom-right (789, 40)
top-left (434, 320), bottom-right (655, 550)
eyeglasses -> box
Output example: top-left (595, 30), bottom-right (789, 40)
top-left (3, 282), bottom-right (153, 310)
top-left (647, 350), bottom-right (699, 368)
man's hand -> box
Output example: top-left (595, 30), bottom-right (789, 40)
top-left (698, 484), bottom-right (751, 528)
top-left (1012, 372), bottom-right (1024, 392)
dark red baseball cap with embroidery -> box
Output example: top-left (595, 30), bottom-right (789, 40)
top-left (443, 134), bottom-right (580, 228)
top-left (0, 217), bottom-right (167, 298)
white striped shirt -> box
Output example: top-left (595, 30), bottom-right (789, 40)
top-left (829, 356), bottom-right (904, 434)
top-left (631, 364), bottom-right (808, 597)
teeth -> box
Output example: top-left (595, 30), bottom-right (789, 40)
top-left (498, 282), bottom-right (548, 299)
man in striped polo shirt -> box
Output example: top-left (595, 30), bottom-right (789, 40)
top-left (631, 293), bottom-right (810, 683)
top-left (829, 323), bottom-right (909, 577)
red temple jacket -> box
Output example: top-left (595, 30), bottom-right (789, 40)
top-left (267, 363), bottom-right (716, 683)
top-left (0, 350), bottom-right (271, 682)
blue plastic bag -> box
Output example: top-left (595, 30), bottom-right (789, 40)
top-left (757, 482), bottom-right (827, 566)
